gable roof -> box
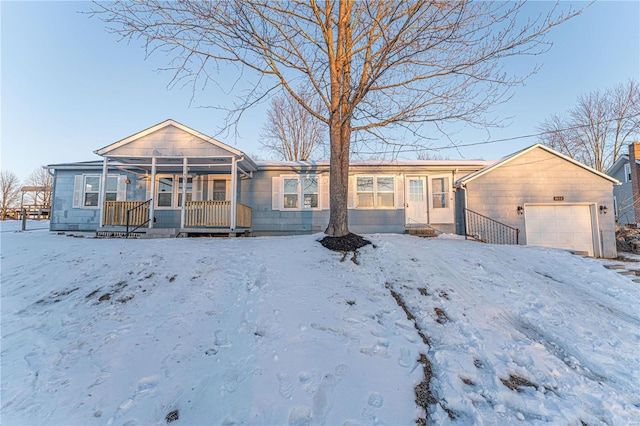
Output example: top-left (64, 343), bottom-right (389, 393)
top-left (606, 153), bottom-right (640, 177)
top-left (456, 143), bottom-right (619, 186)
top-left (93, 119), bottom-right (257, 172)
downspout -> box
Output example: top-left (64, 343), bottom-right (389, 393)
top-left (149, 157), bottom-right (156, 229)
top-left (99, 157), bottom-right (108, 228)
top-left (180, 157), bottom-right (188, 229)
top-left (461, 182), bottom-right (468, 239)
top-left (230, 157), bottom-right (237, 230)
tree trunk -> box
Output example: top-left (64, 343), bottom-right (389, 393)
top-left (325, 119), bottom-right (351, 237)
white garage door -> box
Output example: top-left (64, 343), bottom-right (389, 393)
top-left (525, 204), bottom-right (595, 256)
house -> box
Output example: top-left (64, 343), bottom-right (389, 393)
top-left (47, 119), bottom-right (618, 257)
top-left (606, 142), bottom-right (640, 226)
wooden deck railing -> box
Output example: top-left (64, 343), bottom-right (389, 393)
top-left (103, 200), bottom-right (252, 228)
top-left (185, 201), bottom-right (252, 228)
top-left (103, 201), bottom-right (150, 227)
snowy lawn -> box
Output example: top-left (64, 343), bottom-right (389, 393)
top-left (1, 221), bottom-right (639, 425)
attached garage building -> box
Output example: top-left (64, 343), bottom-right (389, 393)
top-left (456, 144), bottom-right (619, 258)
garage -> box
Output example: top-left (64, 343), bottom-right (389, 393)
top-left (524, 204), bottom-right (597, 256)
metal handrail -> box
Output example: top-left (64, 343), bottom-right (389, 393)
top-left (126, 199), bottom-right (152, 238)
top-left (463, 208), bottom-right (519, 245)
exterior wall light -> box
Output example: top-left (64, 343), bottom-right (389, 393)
top-left (125, 178), bottom-right (132, 184)
top-left (599, 205), bottom-right (608, 214)
top-left (517, 206), bottom-right (524, 215)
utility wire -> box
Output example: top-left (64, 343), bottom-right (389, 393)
top-left (357, 112), bottom-right (640, 155)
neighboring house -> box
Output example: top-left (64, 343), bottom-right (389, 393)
top-left (606, 142), bottom-right (640, 226)
top-left (46, 119), bottom-right (619, 258)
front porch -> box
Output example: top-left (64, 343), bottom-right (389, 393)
top-left (89, 120), bottom-right (259, 238)
top-left (100, 200), bottom-right (252, 237)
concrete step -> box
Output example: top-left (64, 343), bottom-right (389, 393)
top-left (603, 264), bottom-right (626, 270)
top-left (142, 228), bottom-right (179, 239)
top-left (407, 229), bottom-right (437, 237)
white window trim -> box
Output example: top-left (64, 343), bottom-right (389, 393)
top-left (624, 163), bottom-right (631, 182)
top-left (353, 175), bottom-right (396, 210)
top-left (73, 174), bottom-right (125, 209)
top-left (272, 174), bottom-right (326, 211)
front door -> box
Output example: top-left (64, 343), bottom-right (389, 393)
top-left (428, 174), bottom-right (454, 223)
top-left (405, 176), bottom-right (428, 225)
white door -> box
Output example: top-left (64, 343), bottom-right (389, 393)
top-left (428, 175), bottom-right (454, 223)
top-left (525, 204), bottom-right (596, 256)
top-left (405, 176), bottom-right (428, 225)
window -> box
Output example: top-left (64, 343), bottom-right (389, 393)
top-left (73, 175), bottom-right (123, 208)
top-left (625, 163), bottom-right (631, 182)
top-left (156, 175), bottom-right (194, 208)
top-left (356, 176), bottom-right (395, 209)
top-left (273, 175), bottom-right (323, 211)
top-left (303, 177), bottom-right (318, 208)
top-left (83, 175), bottom-right (117, 207)
top-left (212, 180), bottom-right (226, 201)
top-left (157, 177), bottom-right (174, 207)
top-left (283, 178), bottom-right (299, 209)
top-left (431, 177), bottom-right (449, 209)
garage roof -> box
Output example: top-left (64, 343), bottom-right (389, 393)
top-left (455, 143), bottom-right (620, 186)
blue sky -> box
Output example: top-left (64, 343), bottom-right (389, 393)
top-left (1, 1), bottom-right (639, 181)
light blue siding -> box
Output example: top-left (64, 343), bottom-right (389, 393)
top-left (50, 169), bottom-right (132, 232)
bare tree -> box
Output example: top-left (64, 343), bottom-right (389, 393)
top-left (25, 166), bottom-right (53, 207)
top-left (538, 80), bottom-right (640, 172)
top-left (1, 170), bottom-right (21, 220)
top-left (96, 1), bottom-right (580, 236)
top-left (261, 88), bottom-right (326, 161)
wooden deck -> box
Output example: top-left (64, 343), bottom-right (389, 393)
top-left (2, 205), bottom-right (50, 220)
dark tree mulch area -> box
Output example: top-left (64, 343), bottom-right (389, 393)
top-left (318, 233), bottom-right (372, 252)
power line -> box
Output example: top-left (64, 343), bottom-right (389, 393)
top-left (357, 112), bottom-right (640, 155)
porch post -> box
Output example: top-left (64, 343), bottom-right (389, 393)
top-left (230, 157), bottom-right (237, 230)
top-left (181, 157), bottom-right (187, 229)
top-left (99, 156), bottom-right (108, 227)
top-left (149, 157), bottom-right (156, 229)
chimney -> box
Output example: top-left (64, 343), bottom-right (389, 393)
top-left (629, 142), bottom-right (640, 223)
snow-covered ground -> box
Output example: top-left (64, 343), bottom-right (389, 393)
top-left (2, 220), bottom-right (639, 425)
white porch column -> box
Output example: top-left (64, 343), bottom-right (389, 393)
top-left (180, 157), bottom-right (188, 229)
top-left (99, 156), bottom-right (108, 227)
top-left (149, 157), bottom-right (156, 229)
top-left (230, 157), bottom-right (237, 230)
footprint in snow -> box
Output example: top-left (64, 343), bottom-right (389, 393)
top-left (362, 392), bottom-right (384, 421)
top-left (312, 373), bottom-right (340, 424)
top-left (277, 372), bottom-right (294, 399)
top-left (288, 406), bottom-right (312, 426)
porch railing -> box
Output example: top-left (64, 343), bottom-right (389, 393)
top-left (104, 200), bottom-right (251, 229)
top-left (185, 201), bottom-right (252, 228)
top-left (126, 200), bottom-right (152, 237)
top-left (463, 208), bottom-right (519, 245)
top-left (104, 201), bottom-right (150, 227)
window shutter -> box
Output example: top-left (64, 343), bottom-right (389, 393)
top-left (272, 176), bottom-right (281, 210)
top-left (395, 175), bottom-right (405, 209)
top-left (225, 179), bottom-right (232, 201)
top-left (193, 176), bottom-right (203, 201)
top-left (347, 175), bottom-right (355, 209)
top-left (117, 176), bottom-right (127, 201)
top-left (320, 174), bottom-right (330, 210)
top-left (145, 175), bottom-right (152, 201)
top-left (72, 175), bottom-right (83, 208)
